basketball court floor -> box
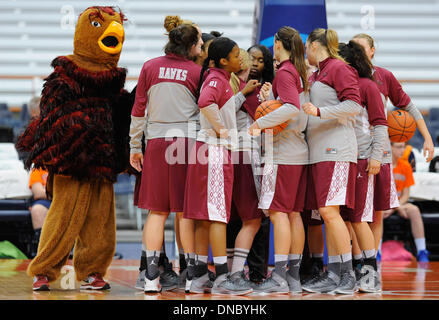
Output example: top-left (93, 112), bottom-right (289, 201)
top-left (1, 259), bottom-right (438, 300)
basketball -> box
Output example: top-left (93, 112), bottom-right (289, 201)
top-left (387, 109), bottom-right (417, 142)
top-left (254, 100), bottom-right (289, 135)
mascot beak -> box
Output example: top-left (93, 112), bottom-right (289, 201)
top-left (98, 21), bottom-right (124, 54)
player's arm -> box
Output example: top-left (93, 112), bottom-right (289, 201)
top-left (130, 65), bottom-right (149, 172)
top-left (388, 72), bottom-right (434, 161)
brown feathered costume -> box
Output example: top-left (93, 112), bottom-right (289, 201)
top-left (16, 6), bottom-right (132, 286)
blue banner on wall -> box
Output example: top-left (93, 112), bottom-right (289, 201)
top-left (254, 0), bottom-right (328, 49)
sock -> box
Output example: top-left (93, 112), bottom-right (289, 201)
top-left (179, 250), bottom-right (187, 271)
top-left (196, 255), bottom-right (208, 264)
top-left (146, 250), bottom-right (160, 279)
top-left (287, 254), bottom-right (302, 280)
top-left (415, 238), bottom-right (426, 253)
top-left (227, 248), bottom-right (234, 272)
top-left (362, 249), bottom-right (377, 271)
top-left (213, 256), bottom-right (228, 277)
top-left (158, 245), bottom-right (167, 272)
top-left (352, 253), bottom-right (363, 270)
top-left (274, 254), bottom-right (288, 279)
top-left (185, 252), bottom-right (195, 279)
top-left (340, 252), bottom-right (353, 274)
top-left (327, 255), bottom-right (341, 278)
top-left (310, 253), bottom-right (324, 272)
top-left (193, 254), bottom-right (208, 277)
top-left (139, 249), bottom-right (147, 271)
top-left (231, 248), bottom-right (249, 275)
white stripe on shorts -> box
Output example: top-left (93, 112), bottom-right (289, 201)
top-left (250, 149), bottom-right (262, 199)
top-left (326, 161), bottom-right (350, 207)
top-left (207, 145), bottom-right (227, 223)
top-left (258, 163), bottom-right (278, 212)
top-left (361, 174), bottom-right (375, 222)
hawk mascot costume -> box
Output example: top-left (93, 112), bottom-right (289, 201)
top-left (16, 6), bottom-right (132, 291)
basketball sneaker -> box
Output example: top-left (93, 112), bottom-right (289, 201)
top-left (302, 271), bottom-right (339, 294)
top-left (333, 270), bottom-right (356, 295)
top-left (177, 268), bottom-right (193, 293)
top-left (80, 273), bottom-right (110, 290)
top-left (301, 259), bottom-right (324, 287)
top-left (286, 273), bottom-right (302, 294)
top-left (211, 273), bottom-right (253, 295)
top-left (252, 271), bottom-right (289, 294)
top-left (33, 275), bottom-right (50, 291)
top-left (190, 272), bottom-right (213, 294)
top-left (144, 274), bottom-right (161, 293)
top-left (159, 261), bottom-right (178, 291)
top-left (229, 270), bottom-right (253, 291)
top-left (358, 265), bottom-right (382, 293)
top-left (135, 269), bottom-right (145, 290)
top-left (417, 250), bottom-right (430, 262)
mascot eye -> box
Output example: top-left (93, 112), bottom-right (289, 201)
top-left (91, 21), bottom-right (101, 27)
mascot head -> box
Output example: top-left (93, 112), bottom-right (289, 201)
top-left (72, 6), bottom-right (126, 70)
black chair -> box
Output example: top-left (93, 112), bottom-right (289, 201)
top-left (0, 126), bottom-right (14, 143)
top-left (0, 199), bottom-right (34, 258)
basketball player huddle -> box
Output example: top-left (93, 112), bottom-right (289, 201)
top-left (129, 16), bottom-right (435, 296)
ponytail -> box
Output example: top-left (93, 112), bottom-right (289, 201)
top-left (325, 29), bottom-right (344, 62)
top-left (275, 26), bottom-right (309, 92)
top-left (308, 28), bottom-right (345, 63)
top-left (338, 41), bottom-right (373, 80)
top-left (196, 57), bottom-right (211, 102)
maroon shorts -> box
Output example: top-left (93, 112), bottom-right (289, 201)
top-left (258, 163), bottom-right (307, 214)
top-left (340, 159), bottom-right (375, 223)
top-left (183, 141), bottom-right (234, 223)
top-left (374, 163), bottom-right (400, 212)
top-left (309, 161), bottom-right (357, 210)
top-left (230, 151), bottom-right (264, 221)
top-left (137, 137), bottom-right (194, 212)
top-left (302, 165), bottom-right (324, 225)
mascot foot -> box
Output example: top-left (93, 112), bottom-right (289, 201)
top-left (33, 275), bottom-right (50, 291)
top-left (80, 273), bottom-right (111, 290)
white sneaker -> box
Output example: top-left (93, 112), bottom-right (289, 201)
top-left (144, 275), bottom-right (161, 293)
top-left (358, 265), bottom-right (382, 293)
top-left (190, 272), bottom-right (212, 294)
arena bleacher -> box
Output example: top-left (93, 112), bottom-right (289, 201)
top-left (1, 0), bottom-right (439, 260)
